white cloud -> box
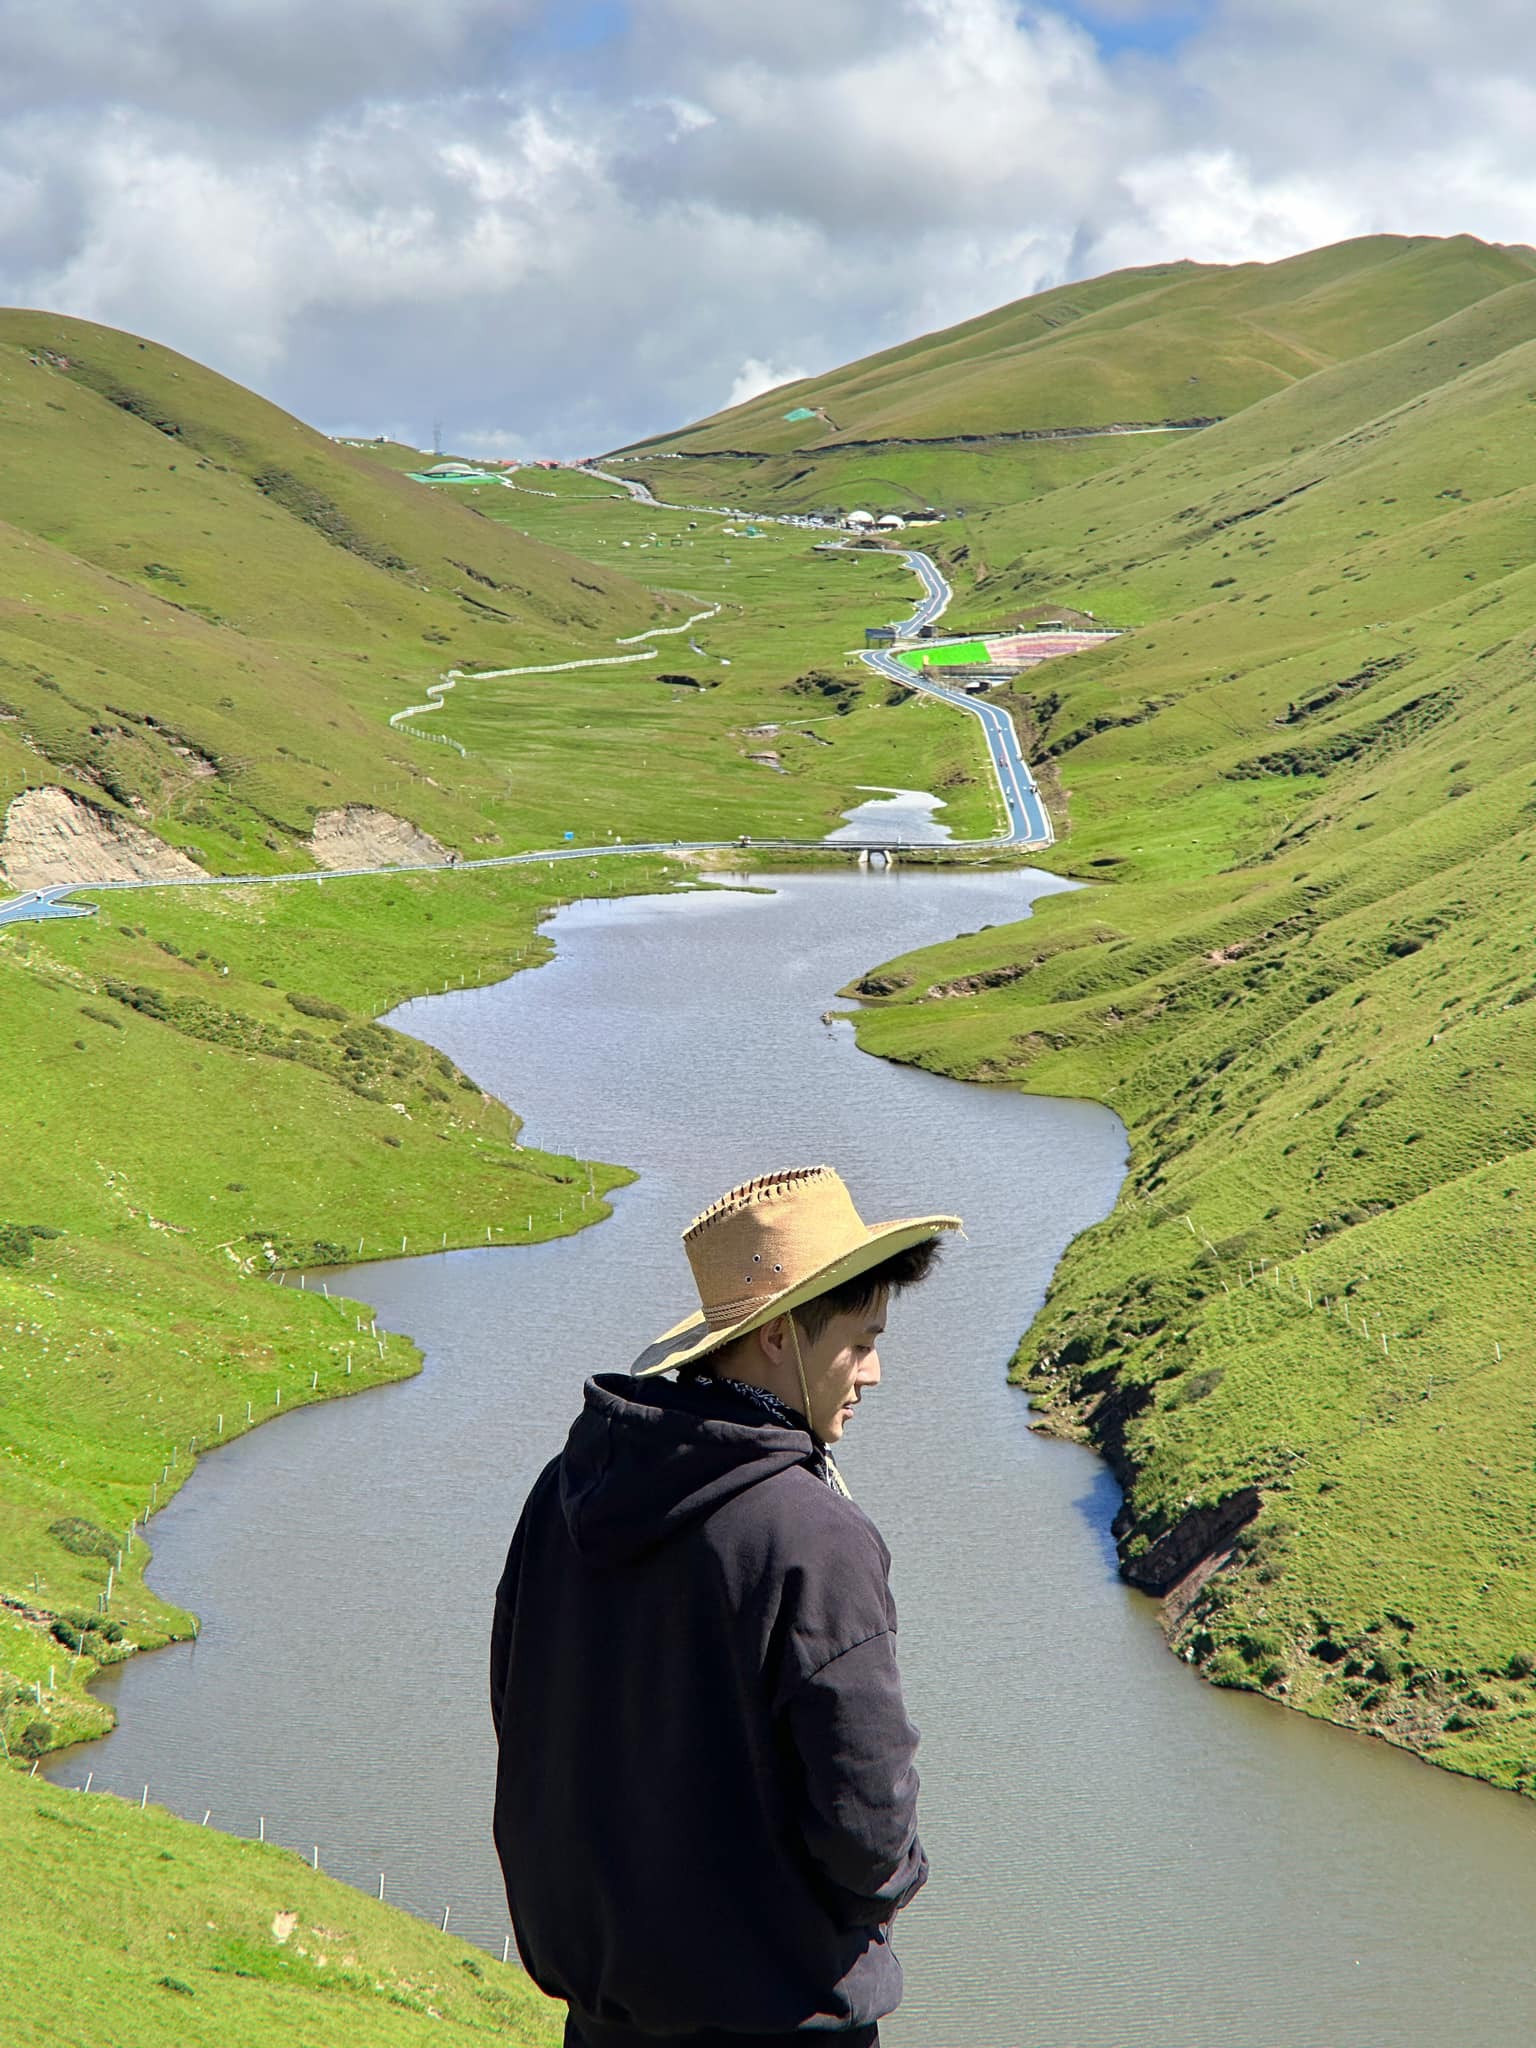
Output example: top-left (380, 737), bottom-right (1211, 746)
top-left (724, 359), bottom-right (810, 410)
top-left (0, 0), bottom-right (1534, 453)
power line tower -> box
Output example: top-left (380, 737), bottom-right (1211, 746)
top-left (432, 418), bottom-right (443, 456)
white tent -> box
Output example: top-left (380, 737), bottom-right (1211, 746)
top-left (845, 509), bottom-right (875, 527)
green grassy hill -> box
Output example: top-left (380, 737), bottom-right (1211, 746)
top-left (0, 313), bottom-right (671, 879)
top-left (608, 234), bottom-right (1536, 514)
top-left (843, 244), bottom-right (1536, 1791)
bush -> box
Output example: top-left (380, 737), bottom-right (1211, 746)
top-left (286, 991), bottom-right (348, 1022)
top-left (0, 1223), bottom-right (42, 1268)
top-left (16, 1720), bottom-right (53, 1758)
top-left (49, 1517), bottom-right (118, 1559)
top-left (1206, 1648), bottom-right (1254, 1689)
top-left (79, 1003), bottom-right (123, 1030)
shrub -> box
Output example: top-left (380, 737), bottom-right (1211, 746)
top-left (17, 1720), bottom-right (53, 1757)
top-left (79, 1004), bottom-right (123, 1030)
top-left (1206, 1648), bottom-right (1254, 1689)
top-left (0, 1223), bottom-right (41, 1268)
top-left (49, 1517), bottom-right (118, 1558)
top-left (1167, 1367), bottom-right (1224, 1407)
top-left (286, 991), bottom-right (348, 1022)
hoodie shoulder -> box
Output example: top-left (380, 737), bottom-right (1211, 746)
top-left (740, 1466), bottom-right (897, 1688)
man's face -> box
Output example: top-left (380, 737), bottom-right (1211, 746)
top-left (800, 1290), bottom-right (887, 1444)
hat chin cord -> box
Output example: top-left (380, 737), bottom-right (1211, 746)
top-left (787, 1310), bottom-right (818, 1444)
top-left (787, 1311), bottom-right (853, 1501)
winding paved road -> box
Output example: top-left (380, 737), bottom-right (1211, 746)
top-left (861, 548), bottom-right (1053, 847)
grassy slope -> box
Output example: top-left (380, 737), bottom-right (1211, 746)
top-left (1, 1764), bottom-right (560, 2046)
top-left (0, 315), bottom-right (683, 872)
top-left (616, 234), bottom-right (1536, 464)
top-left (607, 434), bottom-right (1144, 517)
top-left (847, 260), bottom-right (1536, 1790)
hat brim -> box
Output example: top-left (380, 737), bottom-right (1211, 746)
top-left (629, 1214), bottom-right (961, 1377)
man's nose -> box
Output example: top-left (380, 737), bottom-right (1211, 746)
top-left (858, 1349), bottom-right (881, 1386)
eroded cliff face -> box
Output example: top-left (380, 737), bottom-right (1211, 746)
top-left (1118, 1488), bottom-right (1263, 1597)
top-left (0, 786), bottom-right (206, 889)
top-left (307, 806), bottom-right (451, 871)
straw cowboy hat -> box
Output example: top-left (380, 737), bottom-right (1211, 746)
top-left (630, 1165), bottom-right (960, 1378)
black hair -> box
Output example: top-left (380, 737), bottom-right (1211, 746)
top-left (793, 1235), bottom-right (941, 1340)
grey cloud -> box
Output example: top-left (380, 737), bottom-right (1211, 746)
top-left (0, 0), bottom-right (544, 129)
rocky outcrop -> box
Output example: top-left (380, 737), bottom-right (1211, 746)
top-left (923, 959), bottom-right (1034, 1000)
top-left (0, 786), bottom-right (205, 889)
top-left (308, 806), bottom-right (451, 871)
top-left (1117, 1487), bottom-right (1262, 1597)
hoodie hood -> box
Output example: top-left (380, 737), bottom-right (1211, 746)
top-left (559, 1372), bottom-right (813, 1567)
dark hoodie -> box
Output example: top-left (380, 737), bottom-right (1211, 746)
top-left (490, 1372), bottom-right (927, 2036)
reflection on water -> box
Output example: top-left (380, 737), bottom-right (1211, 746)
top-left (54, 870), bottom-right (1536, 2046)
top-left (825, 785), bottom-right (952, 843)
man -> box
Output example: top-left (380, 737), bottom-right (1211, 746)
top-left (490, 1164), bottom-right (958, 2048)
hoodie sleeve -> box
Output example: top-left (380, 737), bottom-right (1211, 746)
top-left (784, 1627), bottom-right (928, 1928)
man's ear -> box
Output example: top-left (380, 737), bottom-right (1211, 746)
top-left (755, 1314), bottom-right (790, 1366)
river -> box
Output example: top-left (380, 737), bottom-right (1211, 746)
top-left (52, 863), bottom-right (1536, 2045)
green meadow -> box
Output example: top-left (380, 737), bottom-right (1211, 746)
top-left (374, 468), bottom-right (999, 842)
top-left (0, 857), bottom-right (689, 2039)
top-left (0, 316), bottom-right (997, 877)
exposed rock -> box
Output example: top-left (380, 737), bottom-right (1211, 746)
top-left (0, 785), bottom-right (205, 889)
top-left (923, 959), bottom-right (1034, 999)
top-left (1119, 1487), bottom-right (1262, 1597)
top-left (308, 806), bottom-right (451, 871)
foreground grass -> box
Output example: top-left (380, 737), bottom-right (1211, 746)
top-left (846, 269), bottom-right (1536, 1791)
top-left (0, 1767), bottom-right (560, 2047)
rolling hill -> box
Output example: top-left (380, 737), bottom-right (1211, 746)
top-left (607, 234), bottom-right (1536, 514)
top-left (0, 311), bottom-right (668, 885)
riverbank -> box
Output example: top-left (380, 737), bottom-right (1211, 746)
top-left (845, 635), bottom-right (1536, 1791)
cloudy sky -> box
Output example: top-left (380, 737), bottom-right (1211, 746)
top-left (4, 0), bottom-right (1535, 455)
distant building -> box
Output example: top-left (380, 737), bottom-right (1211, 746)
top-left (864, 626), bottom-right (896, 647)
top-left (846, 510), bottom-right (876, 528)
top-left (425, 460), bottom-right (478, 477)
top-left (876, 513), bottom-right (906, 530)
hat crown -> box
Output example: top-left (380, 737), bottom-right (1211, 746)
top-left (684, 1166), bottom-right (871, 1331)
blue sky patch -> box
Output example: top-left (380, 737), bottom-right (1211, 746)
top-left (1061, 2), bottom-right (1213, 57)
